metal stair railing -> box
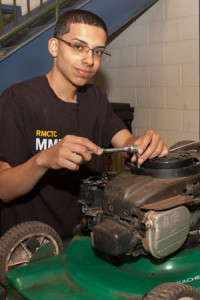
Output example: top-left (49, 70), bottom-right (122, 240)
top-left (0, 0), bottom-right (75, 44)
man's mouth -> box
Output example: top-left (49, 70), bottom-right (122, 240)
top-left (75, 68), bottom-right (93, 78)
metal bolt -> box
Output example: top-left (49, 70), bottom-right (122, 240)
top-left (109, 205), bottom-right (113, 212)
top-left (124, 210), bottom-right (129, 216)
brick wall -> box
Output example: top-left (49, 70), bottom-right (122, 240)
top-left (93, 0), bottom-right (199, 147)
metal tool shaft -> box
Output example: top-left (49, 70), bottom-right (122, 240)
top-left (90, 145), bottom-right (140, 168)
top-left (100, 145), bottom-right (138, 155)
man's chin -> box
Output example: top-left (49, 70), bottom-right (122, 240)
top-left (74, 77), bottom-right (93, 87)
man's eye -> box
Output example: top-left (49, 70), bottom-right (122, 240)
top-left (74, 44), bottom-right (84, 51)
top-left (94, 49), bottom-right (103, 56)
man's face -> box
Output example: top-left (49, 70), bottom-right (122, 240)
top-left (52, 23), bottom-right (107, 89)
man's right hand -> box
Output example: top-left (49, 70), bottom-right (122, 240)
top-left (36, 135), bottom-right (102, 171)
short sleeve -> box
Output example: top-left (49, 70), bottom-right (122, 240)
top-left (0, 87), bottom-right (30, 167)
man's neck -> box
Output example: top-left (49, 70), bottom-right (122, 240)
top-left (46, 72), bottom-right (77, 103)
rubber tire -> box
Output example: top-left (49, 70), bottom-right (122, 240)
top-left (0, 221), bottom-right (63, 286)
top-left (144, 282), bottom-right (200, 300)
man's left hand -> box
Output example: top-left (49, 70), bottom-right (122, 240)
top-left (131, 129), bottom-right (168, 165)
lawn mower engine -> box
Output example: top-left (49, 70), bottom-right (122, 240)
top-left (79, 141), bottom-right (200, 259)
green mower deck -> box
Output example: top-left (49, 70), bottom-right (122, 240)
top-left (6, 236), bottom-right (200, 299)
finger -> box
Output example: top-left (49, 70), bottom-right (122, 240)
top-left (71, 144), bottom-right (93, 162)
top-left (148, 142), bottom-right (169, 159)
top-left (139, 141), bottom-right (168, 163)
top-left (138, 130), bottom-right (155, 154)
top-left (63, 136), bottom-right (102, 157)
top-left (148, 140), bottom-right (165, 159)
top-left (130, 153), bottom-right (137, 163)
top-left (158, 145), bottom-right (169, 157)
top-left (57, 156), bottom-right (80, 171)
top-left (77, 137), bottom-right (102, 155)
top-left (71, 153), bottom-right (84, 165)
top-left (60, 139), bottom-right (91, 162)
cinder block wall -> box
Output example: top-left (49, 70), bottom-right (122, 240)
top-left (93, 0), bottom-right (199, 147)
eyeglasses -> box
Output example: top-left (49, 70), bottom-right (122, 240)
top-left (55, 36), bottom-right (111, 58)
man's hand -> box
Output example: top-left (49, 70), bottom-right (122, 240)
top-left (130, 129), bottom-right (168, 165)
top-left (37, 135), bottom-right (102, 171)
top-left (111, 129), bottom-right (168, 165)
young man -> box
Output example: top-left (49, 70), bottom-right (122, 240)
top-left (0, 10), bottom-right (168, 238)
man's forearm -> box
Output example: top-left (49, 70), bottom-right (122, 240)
top-left (0, 153), bottom-right (48, 202)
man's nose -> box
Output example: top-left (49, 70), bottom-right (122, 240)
top-left (82, 49), bottom-right (94, 66)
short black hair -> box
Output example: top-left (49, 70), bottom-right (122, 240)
top-left (53, 9), bottom-right (108, 38)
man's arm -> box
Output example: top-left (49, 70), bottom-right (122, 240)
top-left (111, 129), bottom-right (168, 165)
top-left (0, 135), bottom-right (102, 202)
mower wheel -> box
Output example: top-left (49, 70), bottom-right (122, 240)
top-left (0, 221), bottom-right (63, 286)
top-left (144, 282), bottom-right (200, 300)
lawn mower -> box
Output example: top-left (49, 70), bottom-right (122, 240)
top-left (1, 140), bottom-right (200, 299)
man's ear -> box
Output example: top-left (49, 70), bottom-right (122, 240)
top-left (48, 38), bottom-right (58, 57)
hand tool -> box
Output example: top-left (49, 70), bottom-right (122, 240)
top-left (99, 145), bottom-right (139, 155)
top-left (91, 145), bottom-right (141, 168)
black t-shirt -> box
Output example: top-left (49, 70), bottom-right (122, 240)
top-left (0, 75), bottom-right (126, 238)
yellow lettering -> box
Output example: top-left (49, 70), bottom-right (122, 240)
top-left (41, 131), bottom-right (47, 137)
top-left (36, 130), bottom-right (58, 137)
top-left (36, 130), bottom-right (41, 136)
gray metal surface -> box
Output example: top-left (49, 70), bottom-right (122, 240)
top-left (143, 206), bottom-right (191, 258)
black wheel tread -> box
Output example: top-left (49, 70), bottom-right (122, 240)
top-left (145, 282), bottom-right (200, 299)
top-left (0, 221), bottom-right (63, 286)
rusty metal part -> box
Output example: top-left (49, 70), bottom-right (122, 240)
top-left (140, 194), bottom-right (195, 210)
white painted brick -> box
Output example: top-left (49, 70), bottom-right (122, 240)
top-left (151, 109), bottom-right (182, 131)
top-left (181, 16), bottom-right (199, 40)
top-left (129, 88), bottom-right (138, 108)
top-left (137, 87), bottom-right (166, 108)
top-left (166, 0), bottom-right (199, 19)
top-left (166, 131), bottom-right (199, 148)
top-left (111, 87), bottom-right (127, 102)
top-left (136, 44), bottom-right (165, 66)
top-left (107, 34), bottom-right (122, 49)
top-left (133, 108), bottom-right (151, 128)
top-left (110, 87), bottom-right (137, 108)
top-left (93, 0), bottom-right (199, 143)
top-left (135, 0), bottom-right (165, 25)
top-left (109, 48), bottom-right (121, 68)
top-left (122, 67), bottom-right (150, 87)
top-left (182, 110), bottom-right (199, 133)
top-left (100, 55), bottom-right (111, 69)
top-left (150, 65), bottom-right (181, 86)
top-left (165, 41), bottom-right (198, 64)
top-left (133, 127), bottom-right (146, 137)
top-left (121, 24), bottom-right (149, 47)
top-left (166, 87), bottom-right (199, 110)
top-left (150, 20), bottom-right (181, 43)
top-left (182, 64), bottom-right (199, 86)
top-left (121, 47), bottom-right (136, 67)
top-left (135, 128), bottom-right (167, 143)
